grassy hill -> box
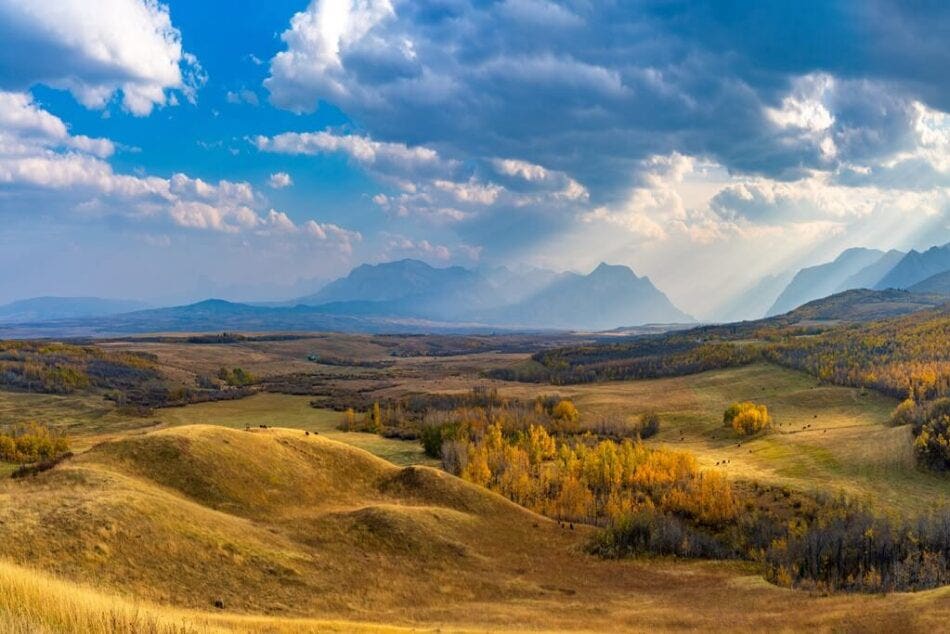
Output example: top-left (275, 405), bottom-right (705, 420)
top-left (3, 424), bottom-right (949, 632)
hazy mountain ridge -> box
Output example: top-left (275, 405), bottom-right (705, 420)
top-left (835, 249), bottom-right (906, 292)
top-left (766, 248), bottom-right (886, 317)
top-left (296, 259), bottom-right (693, 329)
top-left (0, 296), bottom-right (149, 323)
top-left (908, 270), bottom-right (950, 296)
top-left (874, 244), bottom-right (950, 290)
top-left (714, 270), bottom-right (794, 323)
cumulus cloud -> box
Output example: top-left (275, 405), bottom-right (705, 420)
top-left (263, 1), bottom-right (950, 197)
top-left (253, 130), bottom-right (448, 177)
top-left (268, 171), bottom-right (293, 189)
top-left (303, 220), bottom-right (362, 254)
top-left (0, 91), bottom-right (359, 250)
top-left (0, 0), bottom-right (203, 115)
top-left (383, 234), bottom-right (480, 263)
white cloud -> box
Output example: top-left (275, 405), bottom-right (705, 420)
top-left (0, 91), bottom-right (360, 250)
top-left (383, 235), bottom-right (482, 263)
top-left (581, 153), bottom-right (731, 243)
top-left (226, 89), bottom-right (260, 106)
top-left (253, 130), bottom-right (446, 173)
top-left (268, 171), bottom-right (293, 189)
top-left (432, 179), bottom-right (502, 205)
top-left (491, 158), bottom-right (588, 201)
top-left (0, 0), bottom-right (203, 116)
top-left (0, 91), bottom-right (114, 158)
top-left (385, 236), bottom-right (452, 262)
top-left (265, 0), bottom-right (396, 112)
top-left (766, 74), bottom-right (837, 161)
top-left (303, 220), bottom-right (362, 254)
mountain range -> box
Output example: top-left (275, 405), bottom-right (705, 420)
top-left (294, 259), bottom-right (692, 330)
top-left (874, 243), bottom-right (950, 290)
top-left (761, 241), bottom-right (950, 319)
top-left (766, 248), bottom-right (889, 317)
top-left (0, 260), bottom-right (693, 336)
top-left (0, 296), bottom-right (149, 323)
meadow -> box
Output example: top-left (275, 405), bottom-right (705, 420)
top-left (0, 332), bottom-right (947, 631)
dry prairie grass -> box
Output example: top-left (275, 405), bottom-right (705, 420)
top-left (1, 425), bottom-right (948, 633)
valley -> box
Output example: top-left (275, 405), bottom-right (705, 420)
top-left (1, 325), bottom-right (948, 631)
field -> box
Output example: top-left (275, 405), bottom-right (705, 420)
top-left (0, 333), bottom-right (948, 631)
top-left (1, 425), bottom-right (948, 632)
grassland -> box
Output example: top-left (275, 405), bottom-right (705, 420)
top-left (1, 424), bottom-right (948, 632)
top-left (1, 333), bottom-right (948, 631)
top-left (152, 393), bottom-right (436, 466)
top-left (558, 363), bottom-right (947, 515)
top-left (3, 337), bottom-right (945, 512)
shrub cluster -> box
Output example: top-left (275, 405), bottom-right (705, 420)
top-left (723, 401), bottom-right (771, 435)
top-left (0, 423), bottom-right (70, 464)
top-left (891, 398), bottom-right (950, 471)
top-left (217, 366), bottom-right (256, 387)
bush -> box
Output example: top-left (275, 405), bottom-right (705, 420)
top-left (588, 509), bottom-right (733, 559)
top-left (637, 411), bottom-right (660, 439)
top-left (913, 399), bottom-right (950, 471)
top-left (890, 398), bottom-right (918, 426)
top-left (217, 367), bottom-right (255, 387)
top-left (419, 424), bottom-right (444, 457)
top-left (0, 423), bottom-right (70, 464)
top-left (552, 399), bottom-right (579, 423)
top-left (724, 401), bottom-right (771, 435)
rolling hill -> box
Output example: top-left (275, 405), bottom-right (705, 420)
top-left (2, 424), bottom-right (947, 632)
top-left (768, 288), bottom-right (948, 324)
top-left (0, 299), bottom-right (520, 338)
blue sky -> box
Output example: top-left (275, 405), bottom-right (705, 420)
top-left (1, 1), bottom-right (950, 318)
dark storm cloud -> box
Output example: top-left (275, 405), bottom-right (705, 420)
top-left (266, 0), bottom-right (950, 201)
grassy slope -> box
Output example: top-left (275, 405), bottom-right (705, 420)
top-left (2, 424), bottom-right (948, 633)
top-left (4, 361), bottom-right (944, 512)
top-left (0, 390), bottom-right (433, 467)
top-left (152, 393), bottom-right (436, 467)
top-left (562, 363), bottom-right (948, 514)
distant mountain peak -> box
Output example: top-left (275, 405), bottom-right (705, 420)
top-left (590, 262), bottom-right (637, 279)
top-left (874, 242), bottom-right (950, 290)
top-left (767, 247), bottom-right (887, 316)
top-left (290, 258), bottom-right (690, 330)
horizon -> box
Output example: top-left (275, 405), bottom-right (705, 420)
top-left (3, 2), bottom-right (950, 320)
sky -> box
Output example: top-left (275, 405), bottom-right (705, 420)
top-left (1, 0), bottom-right (950, 319)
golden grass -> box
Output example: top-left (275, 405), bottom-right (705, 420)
top-left (545, 363), bottom-right (949, 515)
top-left (152, 393), bottom-right (436, 466)
top-left (1, 425), bottom-right (949, 632)
top-left (0, 558), bottom-right (430, 633)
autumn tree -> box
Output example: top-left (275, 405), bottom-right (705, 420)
top-left (724, 401), bottom-right (771, 435)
